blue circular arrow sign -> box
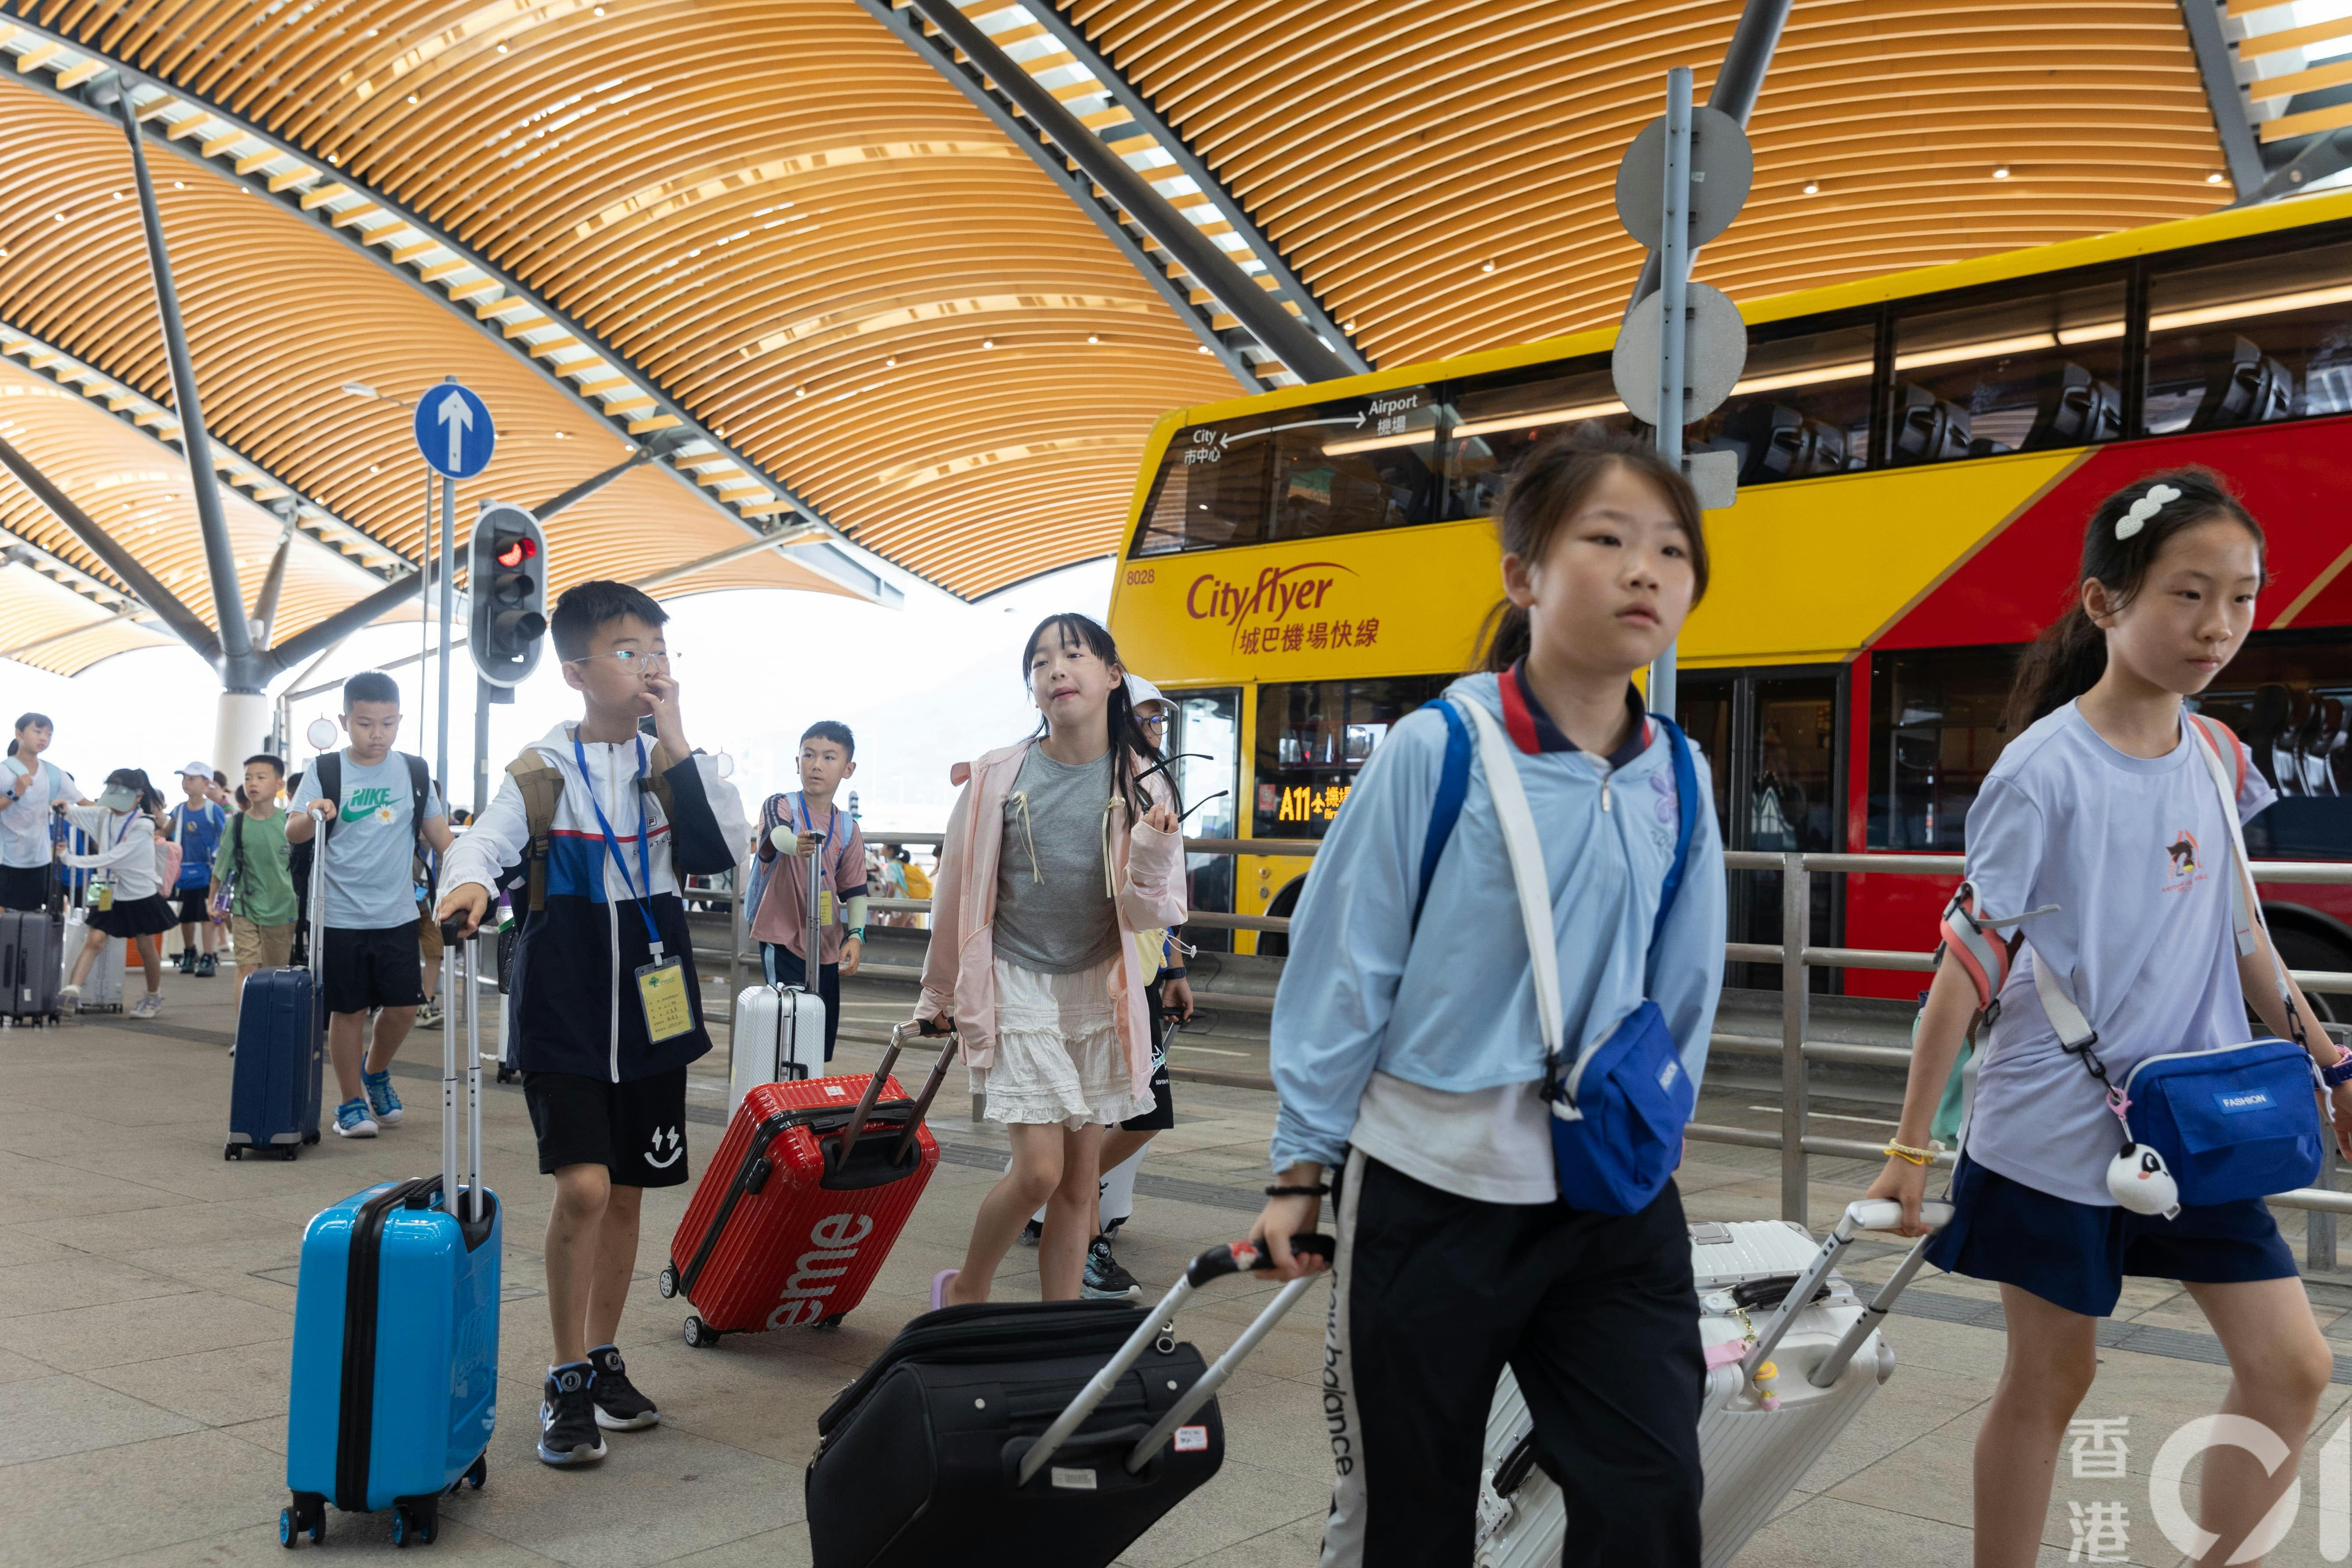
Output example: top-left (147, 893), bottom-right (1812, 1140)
top-left (414, 382), bottom-right (496, 479)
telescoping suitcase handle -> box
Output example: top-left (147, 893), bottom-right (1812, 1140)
top-left (1017, 1234), bottom-right (1337, 1487)
top-left (437, 914), bottom-right (487, 1223)
top-left (833, 1020), bottom-right (962, 1170)
top-left (1742, 1197), bottom-right (1954, 1389)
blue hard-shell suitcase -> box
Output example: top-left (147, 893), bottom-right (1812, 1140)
top-left (226, 967), bottom-right (322, 1158)
top-left (227, 809), bottom-right (326, 1160)
top-left (282, 927), bottom-right (499, 1549)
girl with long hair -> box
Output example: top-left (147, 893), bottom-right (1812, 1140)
top-left (1869, 466), bottom-right (2347, 1566)
top-left (914, 613), bottom-right (1187, 1307)
top-left (58, 767), bottom-right (175, 1017)
top-left (1251, 426), bottom-right (1728, 1565)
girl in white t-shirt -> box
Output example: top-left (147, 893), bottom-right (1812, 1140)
top-left (1869, 467), bottom-right (2351, 1567)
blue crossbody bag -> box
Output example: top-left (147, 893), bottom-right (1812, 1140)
top-left (1414, 696), bottom-right (1700, 1215)
top-left (2014, 714), bottom-right (2326, 1217)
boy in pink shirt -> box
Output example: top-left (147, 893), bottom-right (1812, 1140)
top-left (749, 722), bottom-right (866, 1061)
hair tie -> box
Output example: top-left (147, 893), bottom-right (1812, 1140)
top-left (2114, 482), bottom-right (2182, 541)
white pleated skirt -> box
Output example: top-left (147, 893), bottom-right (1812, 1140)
top-left (976, 955), bottom-right (1151, 1129)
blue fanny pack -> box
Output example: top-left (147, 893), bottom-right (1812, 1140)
top-left (2012, 715), bottom-right (2326, 1218)
top-left (1420, 697), bottom-right (1700, 1215)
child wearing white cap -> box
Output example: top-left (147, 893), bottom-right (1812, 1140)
top-left (168, 761), bottom-right (229, 977)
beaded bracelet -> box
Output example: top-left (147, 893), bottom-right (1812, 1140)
top-left (1265, 1184), bottom-right (1330, 1198)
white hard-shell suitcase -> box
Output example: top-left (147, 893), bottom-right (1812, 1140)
top-left (61, 907), bottom-right (125, 1013)
top-left (727, 982), bottom-right (826, 1115)
top-left (1475, 1198), bottom-right (1953, 1568)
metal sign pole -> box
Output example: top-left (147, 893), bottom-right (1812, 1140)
top-left (436, 390), bottom-right (458, 801)
top-left (1650, 65), bottom-right (1694, 725)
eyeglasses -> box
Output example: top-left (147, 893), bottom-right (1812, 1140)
top-left (567, 649), bottom-right (675, 670)
top-left (1140, 713), bottom-right (1170, 729)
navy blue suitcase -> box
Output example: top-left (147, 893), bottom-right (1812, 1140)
top-left (226, 968), bottom-right (323, 1159)
top-left (226, 804), bottom-right (327, 1161)
top-left (282, 923), bottom-right (499, 1548)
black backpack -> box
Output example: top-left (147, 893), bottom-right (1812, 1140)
top-left (287, 751), bottom-right (435, 924)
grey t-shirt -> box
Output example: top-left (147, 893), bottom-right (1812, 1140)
top-left (311, 751), bottom-right (444, 931)
top-left (994, 746), bottom-right (1119, 975)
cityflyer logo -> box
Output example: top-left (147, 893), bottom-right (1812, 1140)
top-left (1187, 561), bottom-right (1379, 656)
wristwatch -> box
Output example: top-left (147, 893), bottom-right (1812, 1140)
top-left (2323, 1047), bottom-right (2352, 1089)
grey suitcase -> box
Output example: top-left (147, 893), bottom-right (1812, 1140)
top-left (3, 911), bottom-right (63, 1024)
top-left (1475, 1198), bottom-right (1953, 1568)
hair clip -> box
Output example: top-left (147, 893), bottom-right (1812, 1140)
top-left (2114, 482), bottom-right (2182, 540)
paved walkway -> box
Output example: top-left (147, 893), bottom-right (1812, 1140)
top-left (4, 964), bottom-right (2350, 1567)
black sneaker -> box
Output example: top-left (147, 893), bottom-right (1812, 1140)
top-left (537, 1363), bottom-right (607, 1465)
top-left (587, 1344), bottom-right (659, 1431)
top-left (175, 948), bottom-right (195, 974)
top-left (194, 953), bottom-right (217, 978)
top-left (1081, 1235), bottom-right (1142, 1301)
top-left (1017, 1218), bottom-right (1043, 1248)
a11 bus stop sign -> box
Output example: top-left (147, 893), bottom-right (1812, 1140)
top-left (414, 382), bottom-right (495, 479)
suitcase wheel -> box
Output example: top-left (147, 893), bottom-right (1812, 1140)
top-left (465, 1454), bottom-right (487, 1491)
top-left (390, 1499), bottom-right (438, 1547)
top-left (225, 1145), bottom-right (241, 1162)
top-left (817, 1313), bottom-right (846, 1331)
top-left (280, 1494), bottom-right (325, 1548)
top-left (656, 1265), bottom-right (678, 1300)
top-left (683, 1315), bottom-right (719, 1349)
top-left (280, 1147), bottom-right (300, 1162)
top-left (303, 1129), bottom-right (321, 1145)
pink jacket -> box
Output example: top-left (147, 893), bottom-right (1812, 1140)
top-left (916, 739), bottom-right (1187, 1100)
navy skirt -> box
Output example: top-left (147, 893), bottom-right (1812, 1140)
top-left (1923, 1152), bottom-right (2296, 1318)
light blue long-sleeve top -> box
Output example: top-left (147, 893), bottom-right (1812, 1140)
top-left (1269, 671), bottom-right (1727, 1173)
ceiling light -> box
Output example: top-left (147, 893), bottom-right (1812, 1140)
top-left (885, 357), bottom-right (897, 367)
top-left (111, 191), bottom-right (122, 200)
top-left (795, 387), bottom-right (807, 398)
top-left (496, 42), bottom-right (508, 52)
top-left (555, 431), bottom-right (566, 439)
top-left (1802, 181), bottom-right (1819, 195)
top-left (1087, 335), bottom-right (1099, 344)
top-left (687, 248), bottom-right (699, 257)
top-left (1991, 166), bottom-right (2009, 179)
top-left (369, 464), bottom-right (380, 473)
top-left (53, 213), bottom-right (63, 221)
top-left (983, 339), bottom-right (994, 349)
top-left (328, 155), bottom-right (338, 165)
top-left (340, 381), bottom-right (381, 400)
top-left (1481, 261), bottom-right (1495, 273)
top-left (407, 93), bottom-right (419, 104)
top-left (2206, 171), bottom-right (2226, 185)
top-left (174, 181), bottom-right (184, 189)
top-left (593, 4), bottom-right (604, 12)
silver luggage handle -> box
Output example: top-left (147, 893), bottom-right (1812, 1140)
top-left (436, 914), bottom-right (486, 1224)
top-left (1741, 1198), bottom-right (1953, 1385)
top-left (1016, 1235), bottom-right (1334, 1487)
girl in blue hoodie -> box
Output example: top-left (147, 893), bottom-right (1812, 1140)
top-left (1251, 427), bottom-right (1726, 1568)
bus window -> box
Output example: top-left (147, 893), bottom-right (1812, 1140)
top-left (2191, 636), bottom-right (2352, 859)
top-left (1132, 392), bottom-right (1441, 556)
top-left (2144, 238), bottom-right (2352, 436)
top-left (1689, 319), bottom-right (1876, 487)
top-left (1891, 275), bottom-right (2127, 464)
top-left (1165, 689), bottom-right (1241, 952)
top-left (1867, 648), bottom-right (2016, 850)
top-left (1135, 427), bottom-right (1277, 554)
top-left (1265, 388), bottom-right (1441, 545)
top-left (1438, 358), bottom-right (1632, 518)
top-left (1252, 675), bottom-right (1454, 839)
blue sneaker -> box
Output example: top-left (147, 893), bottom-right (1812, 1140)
top-left (334, 1098), bottom-right (379, 1139)
top-left (363, 1069), bottom-right (404, 1126)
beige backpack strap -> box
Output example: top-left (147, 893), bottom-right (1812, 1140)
top-left (505, 751), bottom-right (565, 912)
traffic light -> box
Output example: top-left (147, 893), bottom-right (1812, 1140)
top-left (468, 502), bottom-right (548, 686)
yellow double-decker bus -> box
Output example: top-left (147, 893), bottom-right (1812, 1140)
top-left (1106, 190), bottom-right (2352, 1000)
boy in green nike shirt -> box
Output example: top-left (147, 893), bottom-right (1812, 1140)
top-left (214, 754), bottom-right (298, 1010)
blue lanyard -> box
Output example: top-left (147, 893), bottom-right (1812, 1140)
top-left (574, 729), bottom-right (663, 952)
top-left (110, 811), bottom-right (140, 847)
top-left (794, 793), bottom-right (850, 883)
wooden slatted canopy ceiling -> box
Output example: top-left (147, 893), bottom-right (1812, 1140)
top-left (0, 0), bottom-right (2266, 643)
top-left (1068, 0), bottom-right (2241, 367)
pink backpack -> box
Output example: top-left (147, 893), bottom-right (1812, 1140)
top-left (155, 832), bottom-right (182, 890)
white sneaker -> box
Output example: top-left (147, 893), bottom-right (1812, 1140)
top-left (129, 993), bottom-right (163, 1019)
top-left (334, 1099), bottom-right (379, 1138)
top-left (57, 984), bottom-right (79, 1014)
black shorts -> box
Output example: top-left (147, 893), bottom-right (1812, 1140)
top-left (173, 884), bottom-right (214, 925)
top-left (321, 923), bottom-right (426, 1015)
top-left (522, 1066), bottom-right (691, 1187)
top-left (0, 864), bottom-right (52, 913)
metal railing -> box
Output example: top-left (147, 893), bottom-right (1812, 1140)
top-left (817, 832), bottom-right (2352, 1264)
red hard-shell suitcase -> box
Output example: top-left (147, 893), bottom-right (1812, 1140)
top-left (660, 1026), bottom-right (957, 1346)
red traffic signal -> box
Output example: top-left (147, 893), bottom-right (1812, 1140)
top-left (496, 536), bottom-right (538, 569)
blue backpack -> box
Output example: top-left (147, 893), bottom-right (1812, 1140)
top-left (1412, 697), bottom-right (1701, 1215)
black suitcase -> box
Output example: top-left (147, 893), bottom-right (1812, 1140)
top-left (1, 909), bottom-right (64, 1024)
top-left (804, 1237), bottom-right (1330, 1568)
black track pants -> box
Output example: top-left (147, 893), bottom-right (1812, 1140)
top-left (1318, 1148), bottom-right (1706, 1568)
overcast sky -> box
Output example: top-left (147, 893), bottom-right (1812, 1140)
top-left (7, 557), bottom-right (1114, 839)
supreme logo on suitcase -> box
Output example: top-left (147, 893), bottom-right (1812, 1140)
top-left (662, 1027), bottom-right (958, 1347)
